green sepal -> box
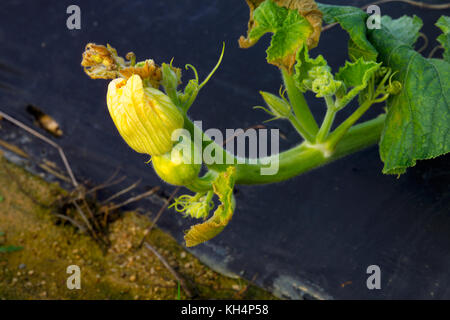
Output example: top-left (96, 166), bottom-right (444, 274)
top-left (259, 90), bottom-right (292, 119)
top-left (161, 62), bottom-right (181, 105)
top-left (178, 79), bottom-right (200, 110)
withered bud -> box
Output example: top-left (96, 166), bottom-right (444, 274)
top-left (120, 60), bottom-right (163, 89)
top-left (81, 43), bottom-right (126, 79)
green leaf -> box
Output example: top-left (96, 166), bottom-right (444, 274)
top-left (335, 58), bottom-right (381, 109)
top-left (0, 246), bottom-right (23, 253)
top-left (161, 63), bottom-right (181, 105)
top-left (294, 45), bottom-right (327, 91)
top-left (0, 195), bottom-right (3, 202)
top-left (239, 0), bottom-right (313, 72)
top-left (318, 3), bottom-right (377, 62)
top-left (436, 16), bottom-right (450, 63)
top-left (369, 18), bottom-right (450, 175)
top-left (184, 167), bottom-right (236, 247)
top-left (380, 15), bottom-right (423, 47)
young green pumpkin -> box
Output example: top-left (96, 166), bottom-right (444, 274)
top-left (152, 136), bottom-right (202, 186)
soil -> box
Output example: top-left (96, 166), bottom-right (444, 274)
top-left (0, 152), bottom-right (275, 300)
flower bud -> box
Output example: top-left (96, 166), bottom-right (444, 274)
top-left (303, 66), bottom-right (342, 97)
top-left (107, 74), bottom-right (184, 156)
top-left (259, 91), bottom-right (292, 119)
top-left (152, 136), bottom-right (202, 186)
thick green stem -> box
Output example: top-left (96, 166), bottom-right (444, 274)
top-left (282, 69), bottom-right (319, 136)
top-left (183, 113), bottom-right (385, 186)
top-left (185, 171), bottom-right (218, 193)
top-left (287, 114), bottom-right (315, 143)
top-left (234, 115), bottom-right (385, 184)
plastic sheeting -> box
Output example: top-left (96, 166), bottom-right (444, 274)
top-left (0, 0), bottom-right (449, 299)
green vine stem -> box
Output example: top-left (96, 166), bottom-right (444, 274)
top-left (316, 95), bottom-right (337, 143)
top-left (185, 171), bottom-right (218, 193)
top-left (183, 113), bottom-right (385, 185)
top-left (326, 99), bottom-right (375, 150)
top-left (287, 114), bottom-right (315, 143)
top-left (281, 69), bottom-right (319, 136)
top-left (234, 115), bottom-right (385, 184)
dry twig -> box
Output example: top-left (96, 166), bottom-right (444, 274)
top-left (138, 186), bottom-right (180, 248)
top-left (101, 179), bottom-right (142, 205)
top-left (144, 241), bottom-right (194, 298)
top-left (0, 110), bottom-right (78, 187)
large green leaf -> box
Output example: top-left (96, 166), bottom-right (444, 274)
top-left (184, 167), bottom-right (236, 247)
top-left (317, 3), bottom-right (377, 62)
top-left (436, 16), bottom-right (450, 63)
top-left (239, 0), bottom-right (313, 72)
top-left (369, 18), bottom-right (450, 175)
top-left (380, 15), bottom-right (423, 47)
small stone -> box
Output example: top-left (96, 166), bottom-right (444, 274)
top-left (129, 275), bottom-right (137, 282)
top-left (232, 284), bottom-right (241, 291)
top-left (18, 264), bottom-right (26, 270)
top-left (180, 252), bottom-right (186, 259)
top-left (28, 270), bottom-right (34, 276)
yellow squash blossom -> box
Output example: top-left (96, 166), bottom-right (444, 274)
top-left (107, 74), bottom-right (184, 156)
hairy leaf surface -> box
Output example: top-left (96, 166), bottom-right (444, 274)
top-left (335, 58), bottom-right (380, 109)
top-left (239, 0), bottom-right (315, 72)
top-left (436, 16), bottom-right (450, 63)
top-left (369, 18), bottom-right (450, 175)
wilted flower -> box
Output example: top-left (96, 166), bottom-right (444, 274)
top-left (120, 60), bottom-right (163, 88)
top-left (81, 43), bottom-right (125, 79)
top-left (107, 74), bottom-right (184, 156)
